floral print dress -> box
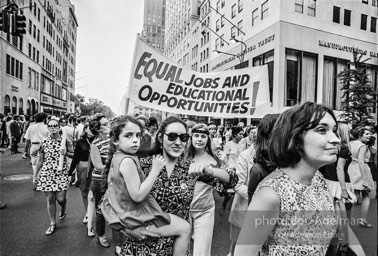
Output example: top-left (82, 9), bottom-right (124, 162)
top-left (255, 169), bottom-right (336, 256)
top-left (121, 156), bottom-right (195, 256)
top-left (36, 136), bottom-right (69, 192)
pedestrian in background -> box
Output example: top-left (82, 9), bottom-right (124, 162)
top-left (88, 114), bottom-right (111, 248)
top-left (9, 115), bottom-right (22, 154)
top-left (236, 102), bottom-right (341, 256)
top-left (348, 127), bottom-right (374, 228)
top-left (22, 115), bottom-right (33, 159)
top-left (68, 121), bottom-right (95, 236)
top-left (24, 113), bottom-right (48, 189)
top-left (247, 114), bottom-right (279, 204)
top-left (220, 126), bottom-right (244, 216)
top-left (147, 116), bottom-right (158, 146)
top-left (35, 118), bottom-right (70, 236)
top-left (238, 125), bottom-right (257, 152)
top-left (135, 115), bottom-right (152, 158)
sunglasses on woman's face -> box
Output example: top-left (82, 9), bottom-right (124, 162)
top-left (48, 124), bottom-right (59, 128)
top-left (164, 132), bottom-right (190, 142)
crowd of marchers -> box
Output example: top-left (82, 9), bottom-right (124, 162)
top-left (0, 102), bottom-right (377, 256)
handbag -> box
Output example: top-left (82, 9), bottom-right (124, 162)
top-left (325, 200), bottom-right (358, 256)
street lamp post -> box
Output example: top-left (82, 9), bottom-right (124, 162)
top-left (212, 38), bottom-right (247, 64)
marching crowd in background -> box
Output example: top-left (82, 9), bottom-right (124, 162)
top-left (0, 101), bottom-right (377, 256)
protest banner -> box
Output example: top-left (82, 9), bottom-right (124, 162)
top-left (127, 36), bottom-right (270, 118)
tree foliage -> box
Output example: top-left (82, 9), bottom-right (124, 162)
top-left (74, 94), bottom-right (115, 119)
top-left (338, 52), bottom-right (377, 128)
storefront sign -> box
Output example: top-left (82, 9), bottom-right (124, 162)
top-left (53, 98), bottom-right (61, 106)
top-left (318, 40), bottom-right (378, 58)
top-left (41, 94), bottom-right (52, 105)
top-left (212, 35), bottom-right (275, 70)
top-left (11, 86), bottom-right (18, 92)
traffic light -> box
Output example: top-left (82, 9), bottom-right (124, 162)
top-left (12, 10), bottom-right (26, 37)
top-left (0, 11), bottom-right (11, 33)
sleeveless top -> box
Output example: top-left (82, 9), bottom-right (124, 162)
top-left (255, 169), bottom-right (336, 256)
top-left (102, 151), bottom-right (170, 230)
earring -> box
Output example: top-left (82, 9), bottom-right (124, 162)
top-left (159, 144), bottom-right (163, 150)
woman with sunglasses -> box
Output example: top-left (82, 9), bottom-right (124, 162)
top-left (186, 123), bottom-right (238, 256)
top-left (35, 118), bottom-right (70, 235)
top-left (120, 116), bottom-right (207, 256)
top-left (68, 121), bottom-right (96, 236)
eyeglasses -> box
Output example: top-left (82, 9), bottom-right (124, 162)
top-left (164, 132), bottom-right (190, 142)
top-left (48, 124), bottom-right (59, 128)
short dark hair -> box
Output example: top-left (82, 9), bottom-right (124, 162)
top-left (229, 126), bottom-right (244, 140)
top-left (89, 114), bottom-right (106, 134)
top-left (150, 116), bottom-right (187, 155)
top-left (269, 102), bottom-right (337, 168)
top-left (148, 117), bottom-right (158, 127)
top-left (352, 126), bottom-right (371, 139)
top-left (34, 112), bottom-right (47, 123)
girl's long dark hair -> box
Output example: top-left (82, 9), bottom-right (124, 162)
top-left (106, 115), bottom-right (144, 169)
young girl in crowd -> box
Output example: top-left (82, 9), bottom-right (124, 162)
top-left (101, 115), bottom-right (191, 256)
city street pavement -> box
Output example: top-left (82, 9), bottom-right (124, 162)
top-left (0, 143), bottom-right (376, 256)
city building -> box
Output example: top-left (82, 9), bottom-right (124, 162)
top-left (124, 0), bottom-right (167, 117)
top-left (164, 0), bottom-right (378, 123)
top-left (0, 0), bottom-right (78, 116)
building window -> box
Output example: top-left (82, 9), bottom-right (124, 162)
top-left (333, 6), bottom-right (340, 23)
top-left (361, 14), bottom-right (368, 30)
top-left (19, 98), bottom-right (24, 115)
top-left (238, 0), bottom-right (243, 12)
top-left (344, 9), bottom-right (351, 26)
top-left (285, 49), bottom-right (317, 106)
top-left (231, 26), bottom-right (236, 38)
top-left (221, 0), bottom-right (225, 8)
top-left (308, 0), bottom-right (316, 17)
top-left (216, 19), bottom-right (219, 31)
top-left (295, 0), bottom-right (303, 14)
top-left (215, 38), bottom-right (219, 50)
top-left (29, 20), bottom-right (32, 34)
top-left (373, 0), bottom-right (378, 7)
top-left (238, 20), bottom-right (243, 35)
top-left (232, 4), bottom-right (236, 18)
top-left (362, 0), bottom-right (368, 4)
top-left (371, 17), bottom-right (377, 32)
top-left (220, 34), bottom-right (225, 47)
top-left (12, 97), bottom-right (17, 115)
top-left (253, 50), bottom-right (274, 103)
top-left (221, 16), bottom-right (224, 27)
top-left (252, 8), bottom-right (258, 26)
top-left (216, 1), bottom-right (220, 11)
top-left (261, 1), bottom-right (268, 20)
top-left (323, 57), bottom-right (348, 110)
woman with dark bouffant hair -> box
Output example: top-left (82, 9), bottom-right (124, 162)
top-left (186, 123), bottom-right (238, 256)
top-left (247, 114), bottom-right (279, 204)
top-left (236, 102), bottom-right (342, 256)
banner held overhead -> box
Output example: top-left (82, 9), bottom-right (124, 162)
top-left (127, 36), bottom-right (270, 118)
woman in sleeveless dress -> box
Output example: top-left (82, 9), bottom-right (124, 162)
top-left (348, 127), bottom-right (374, 228)
top-left (236, 102), bottom-right (341, 256)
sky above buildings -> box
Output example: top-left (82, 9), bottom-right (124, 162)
top-left (70, 0), bottom-right (144, 114)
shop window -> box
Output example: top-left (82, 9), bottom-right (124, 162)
top-left (295, 0), bottom-right (303, 13)
top-left (285, 49), bottom-right (317, 106)
top-left (361, 14), bottom-right (367, 30)
top-left (344, 9), bottom-right (351, 26)
top-left (323, 57), bottom-right (348, 110)
top-left (253, 50), bottom-right (275, 103)
top-left (333, 6), bottom-right (340, 23)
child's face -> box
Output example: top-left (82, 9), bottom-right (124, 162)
top-left (116, 122), bottom-right (142, 154)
